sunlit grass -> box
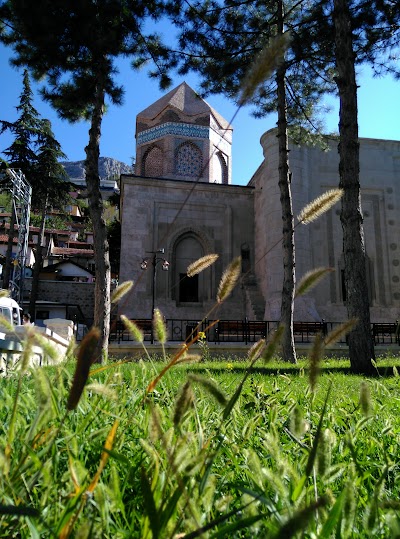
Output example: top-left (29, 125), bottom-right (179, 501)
top-left (1, 355), bottom-right (400, 537)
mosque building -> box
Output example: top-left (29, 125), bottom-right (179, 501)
top-left (119, 82), bottom-right (400, 324)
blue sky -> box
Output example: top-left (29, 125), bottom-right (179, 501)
top-left (1, 43), bottom-right (399, 186)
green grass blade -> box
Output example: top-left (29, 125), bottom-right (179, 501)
top-left (141, 467), bottom-right (160, 539)
top-left (318, 489), bottom-right (346, 539)
top-left (305, 382), bottom-right (332, 477)
top-left (210, 514), bottom-right (267, 538)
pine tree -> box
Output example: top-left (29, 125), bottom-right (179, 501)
top-left (0, 69), bottom-right (41, 290)
top-left (0, 0), bottom-right (175, 361)
top-left (298, 0), bottom-right (400, 373)
top-left (28, 119), bottom-right (70, 320)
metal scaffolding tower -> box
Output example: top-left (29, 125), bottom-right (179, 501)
top-left (0, 169), bottom-right (32, 305)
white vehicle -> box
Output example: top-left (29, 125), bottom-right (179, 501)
top-left (0, 295), bottom-right (22, 326)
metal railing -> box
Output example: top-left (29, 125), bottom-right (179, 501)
top-left (107, 318), bottom-right (400, 346)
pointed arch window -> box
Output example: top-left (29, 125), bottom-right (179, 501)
top-left (172, 233), bottom-right (211, 304)
top-left (213, 151), bottom-right (228, 184)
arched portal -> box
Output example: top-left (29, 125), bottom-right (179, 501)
top-left (172, 233), bottom-right (206, 304)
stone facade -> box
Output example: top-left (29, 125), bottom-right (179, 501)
top-left (119, 82), bottom-right (400, 324)
top-left (253, 130), bottom-right (400, 322)
top-left (119, 176), bottom-right (255, 320)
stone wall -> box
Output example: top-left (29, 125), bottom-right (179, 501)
top-left (24, 279), bottom-right (95, 323)
top-left (254, 129), bottom-right (400, 322)
top-left (119, 175), bottom-right (255, 321)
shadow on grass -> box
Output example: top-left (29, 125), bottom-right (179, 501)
top-left (188, 365), bottom-right (399, 378)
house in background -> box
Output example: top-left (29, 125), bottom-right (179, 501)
top-left (37, 260), bottom-right (95, 283)
top-left (23, 261), bottom-right (95, 331)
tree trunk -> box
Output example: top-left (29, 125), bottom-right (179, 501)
top-left (333, 0), bottom-right (375, 374)
top-left (277, 0), bottom-right (296, 363)
top-left (85, 72), bottom-right (111, 363)
top-left (3, 204), bottom-right (16, 290)
top-left (29, 199), bottom-right (47, 320)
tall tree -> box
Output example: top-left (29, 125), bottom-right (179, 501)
top-left (172, 0), bottom-right (334, 362)
top-left (0, 0), bottom-right (174, 361)
top-left (28, 119), bottom-right (70, 320)
top-left (174, 0), bottom-right (399, 371)
top-left (298, 0), bottom-right (400, 373)
top-left (0, 69), bottom-right (41, 290)
top-left (276, 0), bottom-right (296, 363)
top-left (333, 0), bottom-right (375, 373)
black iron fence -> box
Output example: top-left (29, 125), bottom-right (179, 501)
top-left (107, 318), bottom-right (400, 346)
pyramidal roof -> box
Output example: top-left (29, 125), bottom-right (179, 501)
top-left (137, 82), bottom-right (232, 131)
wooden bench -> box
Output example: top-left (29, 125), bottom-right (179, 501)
top-left (215, 320), bottom-right (246, 343)
top-left (372, 322), bottom-right (400, 345)
top-left (293, 321), bottom-right (327, 342)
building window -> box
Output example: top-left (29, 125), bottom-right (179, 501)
top-left (213, 151), bottom-right (228, 184)
top-left (175, 142), bottom-right (202, 178)
top-left (179, 273), bottom-right (198, 302)
top-left (173, 233), bottom-right (206, 303)
top-left (142, 145), bottom-right (163, 177)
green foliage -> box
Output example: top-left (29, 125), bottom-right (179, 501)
top-left (0, 69), bottom-right (42, 176)
top-left (0, 0), bottom-right (175, 121)
top-left (0, 70), bottom-right (70, 211)
top-left (29, 212), bottom-right (71, 230)
top-left (1, 351), bottom-right (400, 537)
top-left (173, 0), bottom-right (334, 136)
top-left (0, 193), bottom-right (12, 212)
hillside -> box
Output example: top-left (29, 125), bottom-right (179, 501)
top-left (61, 157), bottom-right (134, 181)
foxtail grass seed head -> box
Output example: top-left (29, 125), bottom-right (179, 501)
top-left (0, 314), bottom-right (14, 332)
top-left (217, 256), bottom-right (241, 303)
top-left (295, 267), bottom-right (334, 297)
top-left (248, 339), bottom-right (266, 362)
top-left (239, 32), bottom-right (291, 106)
top-left (173, 381), bottom-right (194, 428)
top-left (120, 315), bottom-right (144, 343)
top-left (32, 331), bottom-right (59, 363)
top-left (289, 405), bottom-right (306, 437)
top-left (297, 189), bottom-right (343, 224)
top-left (149, 404), bottom-right (163, 443)
top-left (153, 308), bottom-right (167, 343)
top-left (187, 254), bottom-right (219, 277)
top-left (263, 325), bottom-right (284, 363)
top-left (67, 327), bottom-right (101, 411)
top-left (86, 382), bottom-right (118, 401)
top-left (317, 428), bottom-right (335, 476)
top-left (359, 381), bottom-right (372, 417)
top-left (33, 367), bottom-right (51, 408)
top-left (309, 333), bottom-right (323, 392)
top-left (324, 318), bottom-right (358, 347)
top-left (111, 281), bottom-right (133, 304)
top-left (20, 331), bottom-right (35, 372)
top-left (175, 354), bottom-right (202, 365)
top-left (188, 374), bottom-right (227, 406)
top-left (342, 481), bottom-right (356, 537)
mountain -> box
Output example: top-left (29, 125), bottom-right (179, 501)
top-left (61, 157), bottom-right (134, 181)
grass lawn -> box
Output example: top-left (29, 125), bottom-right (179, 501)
top-left (1, 353), bottom-right (400, 538)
